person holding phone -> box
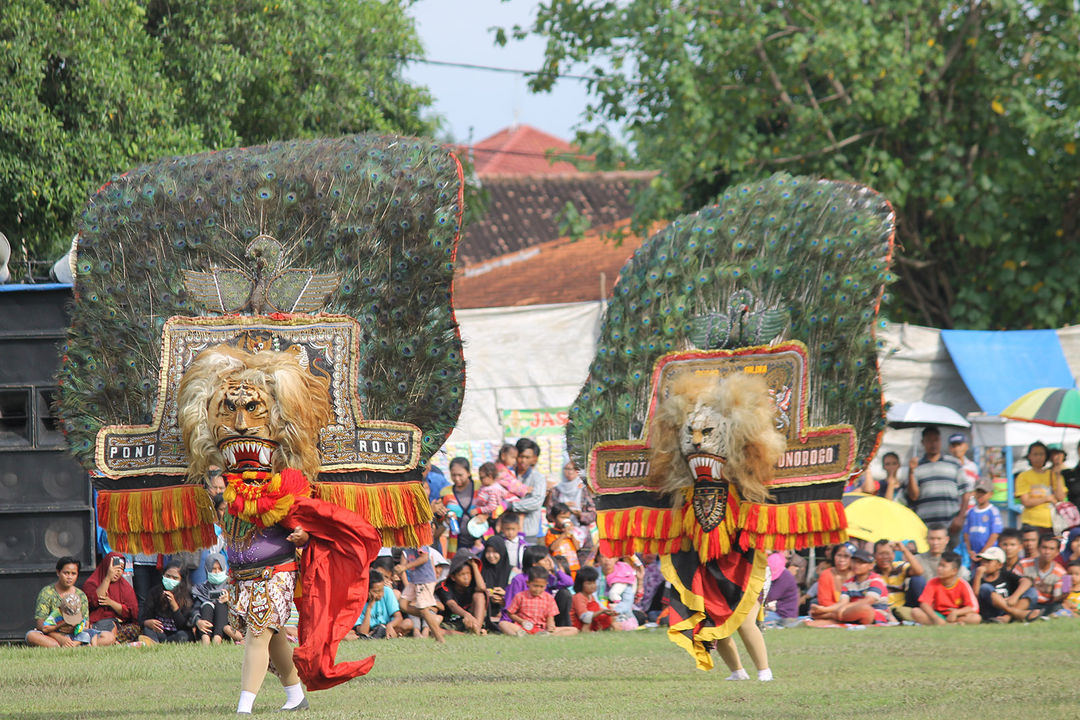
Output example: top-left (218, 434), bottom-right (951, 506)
top-left (139, 562), bottom-right (195, 643)
top-left (83, 552), bottom-right (139, 643)
top-left (192, 552), bottom-right (241, 645)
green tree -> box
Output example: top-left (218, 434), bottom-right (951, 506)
top-left (0, 0), bottom-right (435, 268)
top-left (516, 1), bottom-right (1080, 329)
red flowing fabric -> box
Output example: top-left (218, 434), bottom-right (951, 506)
top-left (286, 493), bottom-right (382, 691)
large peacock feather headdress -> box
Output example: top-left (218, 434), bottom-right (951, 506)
top-left (571, 173), bottom-right (896, 554)
top-left (57, 134), bottom-right (464, 551)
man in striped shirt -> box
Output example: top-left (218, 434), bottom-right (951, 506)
top-left (903, 426), bottom-right (966, 540)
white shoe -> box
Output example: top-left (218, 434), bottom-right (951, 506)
top-left (725, 669), bottom-right (750, 681)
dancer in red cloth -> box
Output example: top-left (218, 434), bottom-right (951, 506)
top-left (179, 345), bottom-right (381, 714)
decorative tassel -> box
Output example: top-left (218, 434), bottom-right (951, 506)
top-left (314, 481), bottom-right (434, 547)
top-left (97, 486), bottom-right (216, 554)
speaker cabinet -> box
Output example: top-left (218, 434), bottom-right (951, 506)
top-left (0, 450), bottom-right (90, 510)
top-left (0, 511), bottom-right (94, 570)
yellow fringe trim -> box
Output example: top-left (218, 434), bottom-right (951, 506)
top-left (314, 481), bottom-right (434, 547)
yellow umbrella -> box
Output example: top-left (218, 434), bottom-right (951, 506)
top-left (841, 492), bottom-right (928, 552)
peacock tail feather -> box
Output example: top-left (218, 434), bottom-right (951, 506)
top-left (567, 173), bottom-right (895, 477)
top-left (57, 134), bottom-right (465, 473)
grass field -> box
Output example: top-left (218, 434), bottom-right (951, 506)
top-left (1, 622), bottom-right (1078, 719)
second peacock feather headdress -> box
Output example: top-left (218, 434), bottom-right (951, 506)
top-left (568, 173), bottom-right (896, 554)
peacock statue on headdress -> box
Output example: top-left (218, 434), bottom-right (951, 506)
top-left (568, 173), bottom-right (895, 672)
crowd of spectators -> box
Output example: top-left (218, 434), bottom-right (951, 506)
top-left (25, 434), bottom-right (1080, 648)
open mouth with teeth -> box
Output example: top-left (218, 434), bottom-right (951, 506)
top-left (218, 437), bottom-right (278, 471)
top-left (687, 453), bottom-right (726, 482)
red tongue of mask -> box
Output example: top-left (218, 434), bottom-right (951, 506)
top-left (694, 463), bottom-right (715, 483)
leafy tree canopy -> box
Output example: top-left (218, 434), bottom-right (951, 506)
top-left (514, 1), bottom-right (1080, 329)
top-left (1, 0), bottom-right (434, 267)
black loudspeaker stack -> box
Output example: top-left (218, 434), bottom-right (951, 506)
top-left (0, 286), bottom-right (95, 641)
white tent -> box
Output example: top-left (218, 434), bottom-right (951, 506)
top-left (446, 306), bottom-right (1080, 473)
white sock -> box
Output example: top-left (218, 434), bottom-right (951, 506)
top-left (758, 668), bottom-right (773, 682)
top-left (237, 690), bottom-right (256, 714)
top-left (725, 668), bottom-right (750, 681)
top-left (282, 682), bottom-right (305, 709)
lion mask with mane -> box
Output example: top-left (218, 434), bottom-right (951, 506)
top-left (647, 372), bottom-right (785, 505)
top-left (177, 345), bottom-right (333, 484)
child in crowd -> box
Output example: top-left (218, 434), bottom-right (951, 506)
top-left (809, 549), bottom-right (891, 625)
top-left (500, 545), bottom-right (573, 632)
top-left (396, 546), bottom-right (446, 643)
top-left (480, 535), bottom-right (511, 627)
top-left (494, 443), bottom-right (522, 492)
top-left (504, 567), bottom-right (578, 636)
top-left (963, 478), bottom-right (1003, 559)
top-left (999, 528), bottom-right (1024, 573)
top-left (498, 512), bottom-right (527, 573)
top-left (191, 552), bottom-right (240, 645)
top-left (911, 551), bottom-right (980, 625)
top-left (544, 503), bottom-right (581, 576)
top-left (599, 554), bottom-right (641, 630)
top-left (434, 551), bottom-right (488, 634)
top-left (474, 462), bottom-right (521, 518)
top-left (350, 568), bottom-right (405, 639)
top-left (570, 566), bottom-right (614, 632)
top-left (1063, 561), bottom-right (1080, 616)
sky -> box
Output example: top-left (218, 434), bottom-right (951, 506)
top-left (404, 0), bottom-right (593, 145)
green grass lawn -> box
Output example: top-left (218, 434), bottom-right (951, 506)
top-left (1, 622), bottom-right (1077, 719)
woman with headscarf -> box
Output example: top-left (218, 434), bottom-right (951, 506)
top-left (1056, 527), bottom-right (1080, 568)
top-left (548, 460), bottom-right (597, 553)
top-left (480, 535), bottom-right (511, 628)
top-left (83, 552), bottom-right (139, 643)
top-left (192, 552), bottom-right (241, 644)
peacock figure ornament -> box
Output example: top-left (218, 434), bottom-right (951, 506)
top-left (570, 173), bottom-right (895, 673)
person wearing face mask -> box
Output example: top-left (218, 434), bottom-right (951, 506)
top-left (192, 552), bottom-right (241, 645)
top-left (139, 562), bottom-right (195, 643)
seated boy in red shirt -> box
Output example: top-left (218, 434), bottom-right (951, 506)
top-left (505, 567), bottom-right (578, 636)
top-left (912, 551), bottom-right (981, 625)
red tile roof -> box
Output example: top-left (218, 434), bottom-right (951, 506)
top-left (459, 171), bottom-right (655, 266)
top-left (467, 124), bottom-right (587, 176)
top-left (453, 220), bottom-right (650, 309)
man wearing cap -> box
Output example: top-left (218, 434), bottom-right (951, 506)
top-left (903, 426), bottom-right (968, 546)
top-left (971, 546), bottom-right (1037, 623)
top-left (947, 433), bottom-right (978, 510)
top-left (962, 477), bottom-right (1004, 561)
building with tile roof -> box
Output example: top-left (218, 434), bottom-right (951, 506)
top-left (454, 219), bottom-right (651, 309)
top-left (467, 124), bottom-right (587, 176)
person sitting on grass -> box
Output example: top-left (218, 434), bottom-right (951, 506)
top-left (396, 545), bottom-right (446, 643)
top-left (810, 549), bottom-right (890, 625)
top-left (500, 545), bottom-right (574, 632)
top-left (26, 556), bottom-right (113, 647)
top-left (998, 528), bottom-right (1024, 574)
top-left (347, 568), bottom-right (405, 640)
top-left (872, 539), bottom-right (923, 622)
top-left (911, 551), bottom-right (980, 625)
top-left (83, 552), bottom-right (139, 644)
top-left (570, 566), bottom-right (614, 632)
top-left (504, 566), bottom-right (578, 636)
top-left (192, 552), bottom-right (241, 645)
top-left (139, 561), bottom-right (195, 643)
top-left (1062, 561), bottom-right (1080, 617)
top-left (970, 546), bottom-right (1037, 623)
top-left (1018, 534), bottom-right (1067, 615)
top-left (434, 550), bottom-right (488, 635)
top-left (813, 543), bottom-right (856, 608)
